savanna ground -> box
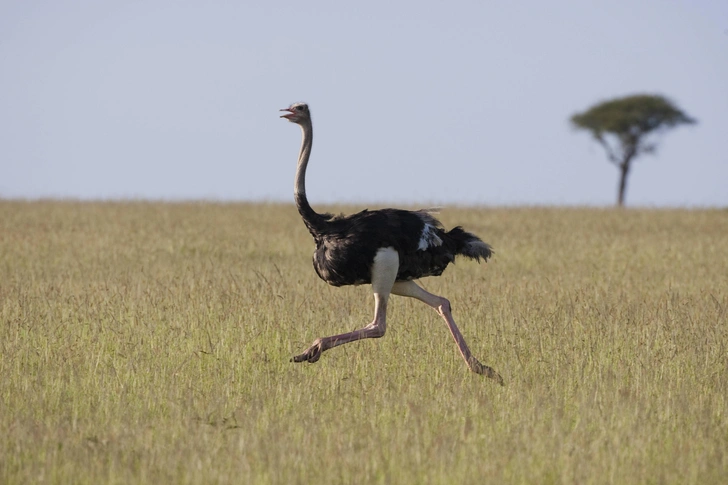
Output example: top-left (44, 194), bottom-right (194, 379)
top-left (0, 201), bottom-right (726, 484)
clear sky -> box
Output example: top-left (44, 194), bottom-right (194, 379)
top-left (2, 0), bottom-right (726, 207)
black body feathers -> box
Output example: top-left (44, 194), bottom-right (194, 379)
top-left (300, 205), bottom-right (493, 287)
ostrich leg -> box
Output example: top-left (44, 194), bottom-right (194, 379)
top-left (292, 248), bottom-right (399, 364)
top-left (391, 280), bottom-right (504, 385)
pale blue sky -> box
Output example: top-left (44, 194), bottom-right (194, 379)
top-left (1, 0), bottom-right (726, 206)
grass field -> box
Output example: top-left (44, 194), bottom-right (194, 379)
top-left (1, 201), bottom-right (727, 484)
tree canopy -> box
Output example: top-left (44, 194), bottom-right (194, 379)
top-left (571, 94), bottom-right (696, 206)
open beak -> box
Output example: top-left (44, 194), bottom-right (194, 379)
top-left (280, 108), bottom-right (295, 120)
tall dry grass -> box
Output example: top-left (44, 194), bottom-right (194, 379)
top-left (1, 201), bottom-right (726, 484)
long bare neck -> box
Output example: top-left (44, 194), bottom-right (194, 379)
top-left (294, 120), bottom-right (313, 199)
top-left (294, 120), bottom-right (326, 235)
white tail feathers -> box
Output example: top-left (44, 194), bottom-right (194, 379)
top-left (446, 226), bottom-right (494, 263)
top-left (462, 239), bottom-right (493, 262)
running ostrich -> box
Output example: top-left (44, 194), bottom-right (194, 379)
top-left (280, 102), bottom-right (503, 384)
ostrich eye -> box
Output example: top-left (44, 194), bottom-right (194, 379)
top-left (296, 106), bottom-right (305, 111)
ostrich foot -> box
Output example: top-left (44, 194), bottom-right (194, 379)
top-left (468, 356), bottom-right (504, 385)
top-left (291, 338), bottom-right (326, 363)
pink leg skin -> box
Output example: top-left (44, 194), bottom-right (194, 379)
top-left (291, 292), bottom-right (389, 363)
top-left (392, 281), bottom-right (504, 385)
top-left (292, 248), bottom-right (399, 365)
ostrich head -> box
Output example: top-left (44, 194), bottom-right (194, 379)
top-left (280, 103), bottom-right (310, 124)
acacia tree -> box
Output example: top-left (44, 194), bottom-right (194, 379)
top-left (571, 94), bottom-right (696, 207)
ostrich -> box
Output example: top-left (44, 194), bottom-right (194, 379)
top-left (280, 102), bottom-right (503, 384)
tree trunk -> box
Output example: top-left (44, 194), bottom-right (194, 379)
top-left (617, 161), bottom-right (630, 207)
